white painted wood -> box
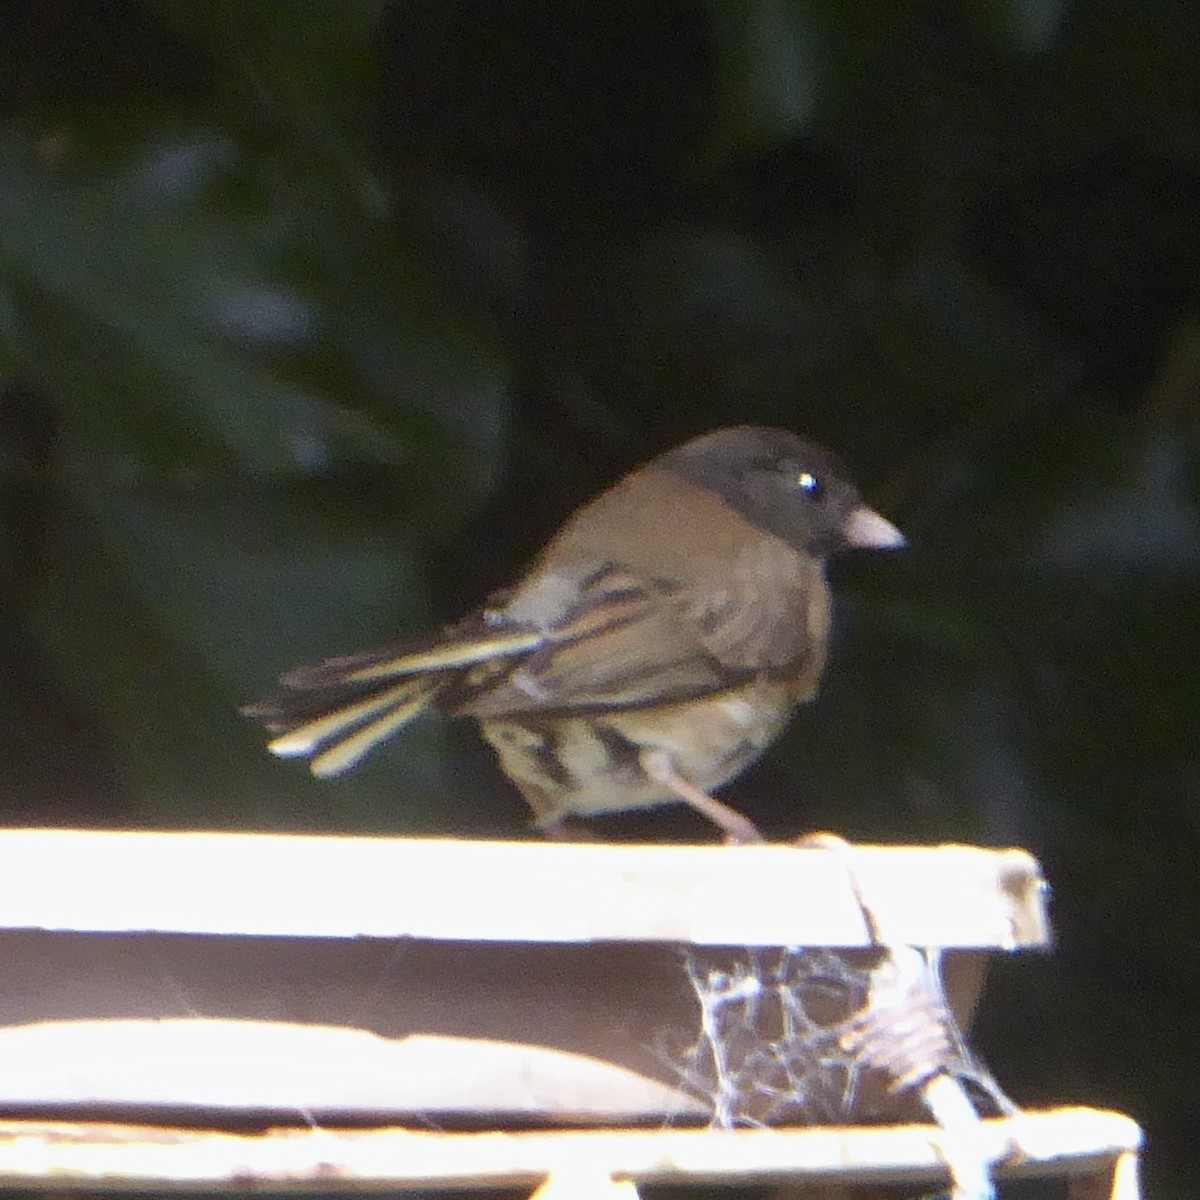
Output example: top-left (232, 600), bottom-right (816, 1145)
top-left (0, 831), bottom-right (1049, 948)
top-left (0, 1108), bottom-right (1141, 1193)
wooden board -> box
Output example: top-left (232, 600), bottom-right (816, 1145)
top-left (0, 831), bottom-right (1049, 948)
top-left (0, 1108), bottom-right (1142, 1195)
top-left (0, 833), bottom-right (1044, 1125)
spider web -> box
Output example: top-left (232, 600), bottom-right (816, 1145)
top-left (668, 944), bottom-right (1014, 1130)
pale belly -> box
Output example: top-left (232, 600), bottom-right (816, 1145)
top-left (478, 680), bottom-right (804, 824)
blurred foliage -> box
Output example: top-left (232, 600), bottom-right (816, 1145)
top-left (0, 0), bottom-right (1198, 1192)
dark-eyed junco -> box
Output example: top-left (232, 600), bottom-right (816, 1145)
top-left (243, 427), bottom-right (903, 842)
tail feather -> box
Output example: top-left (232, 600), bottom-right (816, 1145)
top-left (243, 621), bottom-right (548, 777)
top-left (309, 686), bottom-right (439, 777)
top-left (264, 678), bottom-right (434, 759)
top-left (242, 676), bottom-right (440, 777)
top-left (244, 620), bottom-right (554, 776)
top-left (280, 627), bottom-right (546, 688)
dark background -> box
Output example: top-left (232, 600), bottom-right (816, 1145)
top-left (1, 1), bottom-right (1197, 1194)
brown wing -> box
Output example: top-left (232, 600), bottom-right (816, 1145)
top-left (682, 538), bottom-right (830, 677)
top-left (452, 566), bottom-right (728, 716)
top-left (456, 545), bottom-right (827, 717)
top-left (240, 567), bottom-right (715, 770)
top-left (461, 459), bottom-right (831, 711)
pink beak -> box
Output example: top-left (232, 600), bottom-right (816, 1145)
top-left (843, 505), bottom-right (905, 549)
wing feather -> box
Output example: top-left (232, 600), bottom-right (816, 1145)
top-left (243, 538), bottom-right (825, 773)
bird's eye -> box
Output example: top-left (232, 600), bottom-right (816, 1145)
top-left (796, 471), bottom-right (823, 499)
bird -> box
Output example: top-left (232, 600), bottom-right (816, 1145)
top-left (242, 427), bottom-right (904, 843)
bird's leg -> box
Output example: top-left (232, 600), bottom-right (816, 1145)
top-left (536, 815), bottom-right (603, 843)
top-left (640, 749), bottom-right (765, 844)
